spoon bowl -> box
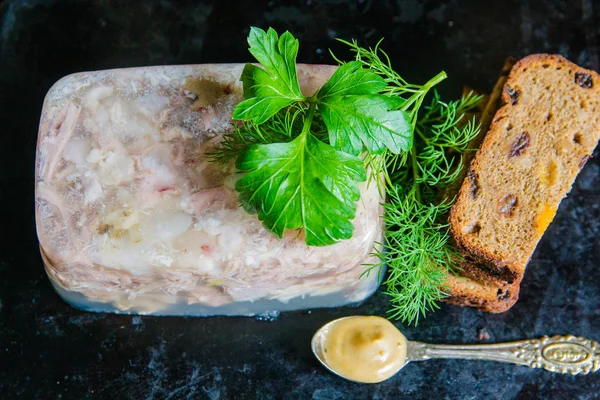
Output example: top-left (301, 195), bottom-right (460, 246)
top-left (311, 316), bottom-right (409, 383)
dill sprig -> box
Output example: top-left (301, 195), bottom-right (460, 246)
top-left (415, 92), bottom-right (482, 190)
top-left (364, 186), bottom-right (460, 325)
top-left (352, 42), bottom-right (484, 325)
top-left (378, 91), bottom-right (482, 325)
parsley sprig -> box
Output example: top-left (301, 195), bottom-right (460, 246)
top-left (209, 27), bottom-right (483, 324)
top-left (214, 27), bottom-right (417, 246)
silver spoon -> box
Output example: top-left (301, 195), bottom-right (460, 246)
top-left (312, 316), bottom-right (599, 383)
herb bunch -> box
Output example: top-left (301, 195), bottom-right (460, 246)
top-left (210, 27), bottom-right (483, 324)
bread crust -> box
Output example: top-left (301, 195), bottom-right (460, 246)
top-left (443, 260), bottom-right (521, 313)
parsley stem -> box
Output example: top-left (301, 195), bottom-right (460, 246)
top-left (302, 102), bottom-right (318, 136)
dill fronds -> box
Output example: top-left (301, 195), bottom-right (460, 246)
top-left (349, 42), bottom-right (484, 325)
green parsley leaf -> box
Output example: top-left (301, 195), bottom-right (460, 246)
top-left (318, 93), bottom-right (412, 156)
top-left (316, 61), bottom-right (413, 155)
top-left (234, 64), bottom-right (302, 123)
top-left (233, 27), bottom-right (305, 123)
top-left (317, 61), bottom-right (386, 97)
top-left (235, 132), bottom-right (366, 246)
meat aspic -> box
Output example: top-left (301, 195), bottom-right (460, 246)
top-left (35, 64), bottom-right (384, 316)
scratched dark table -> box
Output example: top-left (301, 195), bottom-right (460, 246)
top-left (1, 1), bottom-right (599, 399)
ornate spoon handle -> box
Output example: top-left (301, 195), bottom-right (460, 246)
top-left (407, 335), bottom-right (599, 375)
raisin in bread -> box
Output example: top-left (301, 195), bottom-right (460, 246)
top-left (449, 54), bottom-right (600, 295)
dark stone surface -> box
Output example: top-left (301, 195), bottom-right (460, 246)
top-left (1, 0), bottom-right (599, 399)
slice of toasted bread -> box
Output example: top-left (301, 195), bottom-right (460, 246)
top-left (448, 54), bottom-right (600, 300)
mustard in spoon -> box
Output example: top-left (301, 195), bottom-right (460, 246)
top-left (311, 316), bottom-right (599, 383)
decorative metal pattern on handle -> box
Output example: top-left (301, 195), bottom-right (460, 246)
top-left (408, 335), bottom-right (599, 375)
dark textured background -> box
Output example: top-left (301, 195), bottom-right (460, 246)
top-left (1, 0), bottom-right (599, 399)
